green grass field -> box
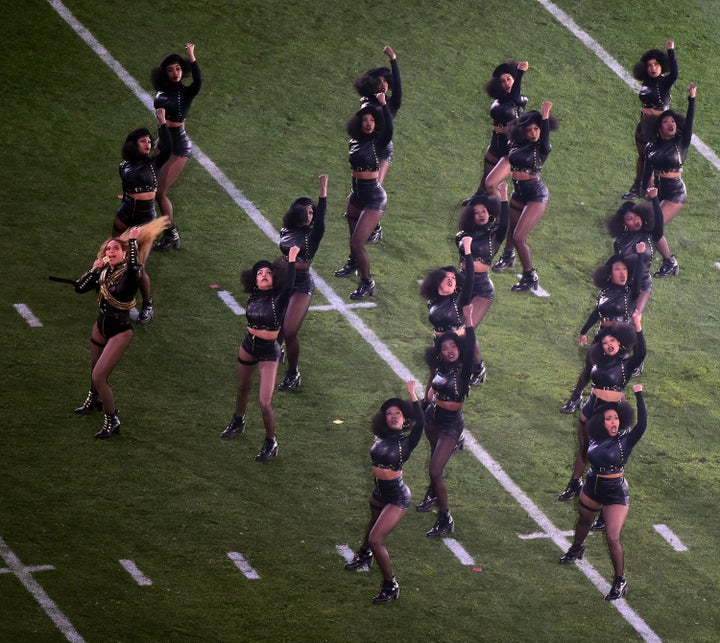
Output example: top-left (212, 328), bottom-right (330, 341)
top-left (2, 0), bottom-right (720, 641)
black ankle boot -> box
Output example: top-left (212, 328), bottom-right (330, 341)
top-left (557, 477), bottom-right (582, 501)
top-left (469, 361), bottom-right (487, 386)
top-left (654, 255), bottom-right (679, 277)
top-left (153, 227), bottom-right (180, 251)
top-left (367, 224), bottom-right (383, 244)
top-left (221, 414), bottom-right (246, 439)
top-left (491, 249), bottom-right (516, 272)
top-left (74, 389), bottom-right (101, 414)
top-left (372, 576), bottom-right (400, 603)
top-left (349, 276), bottom-right (375, 300)
top-left (334, 257), bottom-right (358, 278)
top-left (95, 411), bottom-right (120, 439)
top-left (605, 575), bottom-right (628, 600)
top-left (255, 437), bottom-right (278, 461)
top-left (511, 268), bottom-right (539, 291)
top-left (415, 486), bottom-right (437, 512)
top-left (344, 547), bottom-right (373, 571)
top-left (621, 180), bottom-right (640, 200)
top-left (559, 542), bottom-right (585, 564)
top-left (277, 370), bottom-right (301, 391)
top-left (560, 392), bottom-right (583, 414)
top-left (426, 510), bottom-right (454, 537)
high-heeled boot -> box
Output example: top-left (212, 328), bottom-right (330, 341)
top-left (415, 485), bottom-right (437, 512)
top-left (511, 268), bottom-right (539, 291)
top-left (349, 276), bottom-right (376, 300)
top-left (605, 575), bottom-right (628, 600)
top-left (334, 257), bottom-right (358, 278)
top-left (426, 510), bottom-right (455, 537)
top-left (469, 360), bottom-right (487, 386)
top-left (344, 547), bottom-right (373, 571)
top-left (255, 437), bottom-right (279, 461)
top-left (372, 576), bottom-right (400, 603)
top-left (653, 255), bottom-right (679, 277)
top-left (557, 476), bottom-right (582, 501)
top-left (491, 249), bottom-right (516, 272)
top-left (559, 542), bottom-right (585, 564)
top-left (221, 414), bottom-right (246, 439)
top-left (153, 226), bottom-right (180, 251)
top-left (94, 411), bottom-right (120, 439)
top-left (74, 389), bottom-right (102, 414)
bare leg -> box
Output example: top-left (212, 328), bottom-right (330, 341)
top-left (513, 201), bottom-right (547, 271)
top-left (156, 155), bottom-right (189, 224)
top-left (367, 502), bottom-right (406, 580)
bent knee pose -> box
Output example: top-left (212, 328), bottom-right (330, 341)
top-left (222, 246), bottom-right (299, 461)
top-left (334, 92), bottom-right (393, 299)
top-left (277, 174), bottom-right (328, 391)
top-left (74, 218), bottom-right (170, 438)
top-left (344, 380), bottom-right (424, 604)
top-left (486, 101), bottom-right (557, 290)
top-left (151, 43), bottom-right (202, 250)
top-left (559, 386), bottom-right (647, 601)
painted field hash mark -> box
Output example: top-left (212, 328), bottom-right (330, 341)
top-left (653, 524), bottom-right (688, 552)
top-left (227, 552), bottom-right (260, 579)
top-left (14, 303), bottom-right (43, 327)
top-left (119, 559), bottom-right (153, 586)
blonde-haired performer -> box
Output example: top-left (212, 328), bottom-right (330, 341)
top-left (73, 217), bottom-right (170, 438)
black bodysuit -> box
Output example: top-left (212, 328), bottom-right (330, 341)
top-left (590, 330), bottom-right (646, 392)
top-left (278, 197), bottom-right (327, 265)
top-left (509, 118), bottom-right (551, 175)
top-left (119, 125), bottom-right (172, 194)
top-left (638, 49), bottom-right (678, 112)
top-left (613, 196), bottom-right (664, 289)
top-left (458, 201), bottom-right (510, 266)
top-left (245, 263), bottom-right (297, 333)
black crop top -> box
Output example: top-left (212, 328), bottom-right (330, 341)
top-left (427, 254), bottom-right (474, 332)
top-left (278, 197), bottom-right (326, 264)
top-left (75, 240), bottom-right (141, 316)
top-left (587, 391), bottom-right (647, 473)
top-left (590, 330), bottom-right (646, 391)
top-left (638, 49), bottom-right (677, 111)
top-left (348, 103), bottom-right (394, 172)
top-left (642, 96), bottom-right (695, 188)
top-left (508, 118), bottom-right (551, 174)
top-left (431, 326), bottom-right (475, 403)
top-left (245, 263), bottom-right (296, 331)
top-left (153, 60), bottom-right (202, 122)
top-left (457, 201), bottom-right (509, 265)
top-left (369, 400), bottom-right (425, 471)
top-left (119, 125), bottom-right (172, 194)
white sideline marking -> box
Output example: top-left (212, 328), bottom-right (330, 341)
top-left (518, 530), bottom-right (574, 540)
top-left (442, 538), bottom-right (475, 565)
top-left (48, 2), bottom-right (694, 639)
top-left (119, 559), bottom-right (153, 586)
top-left (536, 0), bottom-right (720, 173)
top-left (653, 524), bottom-right (688, 552)
top-left (227, 552), bottom-right (260, 579)
top-left (217, 289), bottom-right (377, 316)
top-left (14, 303), bottom-right (43, 327)
top-left (336, 544), bottom-right (370, 571)
top-left (0, 534), bottom-right (84, 643)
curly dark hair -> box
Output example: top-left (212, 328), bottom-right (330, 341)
top-left (585, 400), bottom-right (636, 442)
top-left (508, 110), bottom-right (559, 145)
top-left (121, 128), bottom-right (153, 161)
top-left (240, 257), bottom-right (288, 293)
top-left (371, 397), bottom-right (415, 437)
top-left (420, 266), bottom-right (465, 301)
top-left (633, 48), bottom-right (670, 81)
top-left (151, 53), bottom-right (192, 91)
top-left (592, 254), bottom-right (636, 288)
top-left (589, 323), bottom-right (637, 363)
top-left (282, 197), bottom-right (316, 229)
top-left (457, 193), bottom-right (501, 232)
top-left (346, 103), bottom-right (385, 139)
top-left (606, 200), bottom-right (655, 237)
top-left (653, 109), bottom-right (688, 140)
top-left (485, 60), bottom-right (519, 100)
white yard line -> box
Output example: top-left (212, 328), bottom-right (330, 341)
top-left (227, 552), bottom-right (260, 579)
top-left (0, 534), bottom-right (84, 643)
top-left (119, 559), bottom-right (153, 586)
top-left (653, 524), bottom-right (688, 552)
top-left (14, 303), bottom-right (43, 327)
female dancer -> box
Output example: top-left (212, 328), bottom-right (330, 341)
top-left (151, 43), bottom-right (202, 250)
top-left (622, 41), bottom-right (678, 200)
top-left (641, 83), bottom-right (696, 277)
top-left (354, 45), bottom-right (401, 244)
top-left (74, 217), bottom-right (170, 438)
top-left (463, 60), bottom-right (528, 205)
top-left (486, 102), bottom-right (557, 290)
top-left (560, 384), bottom-right (647, 601)
top-left (560, 249), bottom-right (643, 415)
top-left (558, 310), bottom-right (645, 501)
top-left (419, 304), bottom-right (476, 536)
top-left (333, 93), bottom-right (393, 299)
top-left (114, 108), bottom-right (171, 324)
top-left (277, 174), bottom-right (328, 391)
top-left (344, 380), bottom-right (424, 604)
top-left (419, 236), bottom-right (482, 386)
top-left (456, 182), bottom-right (510, 381)
top-left (221, 246), bottom-right (300, 461)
